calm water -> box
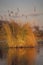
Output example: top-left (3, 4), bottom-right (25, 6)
top-left (0, 46), bottom-right (43, 65)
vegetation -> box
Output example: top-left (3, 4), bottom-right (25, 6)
top-left (0, 20), bottom-right (37, 47)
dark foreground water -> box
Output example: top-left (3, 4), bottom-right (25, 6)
top-left (0, 46), bottom-right (43, 65)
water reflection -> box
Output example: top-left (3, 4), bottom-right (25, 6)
top-left (0, 48), bottom-right (3, 59)
top-left (0, 48), bottom-right (8, 59)
top-left (6, 48), bottom-right (37, 65)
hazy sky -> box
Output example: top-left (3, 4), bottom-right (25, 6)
top-left (0, 0), bottom-right (43, 26)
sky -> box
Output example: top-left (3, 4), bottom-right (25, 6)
top-left (0, 0), bottom-right (43, 26)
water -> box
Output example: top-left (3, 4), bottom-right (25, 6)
top-left (0, 47), bottom-right (43, 65)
